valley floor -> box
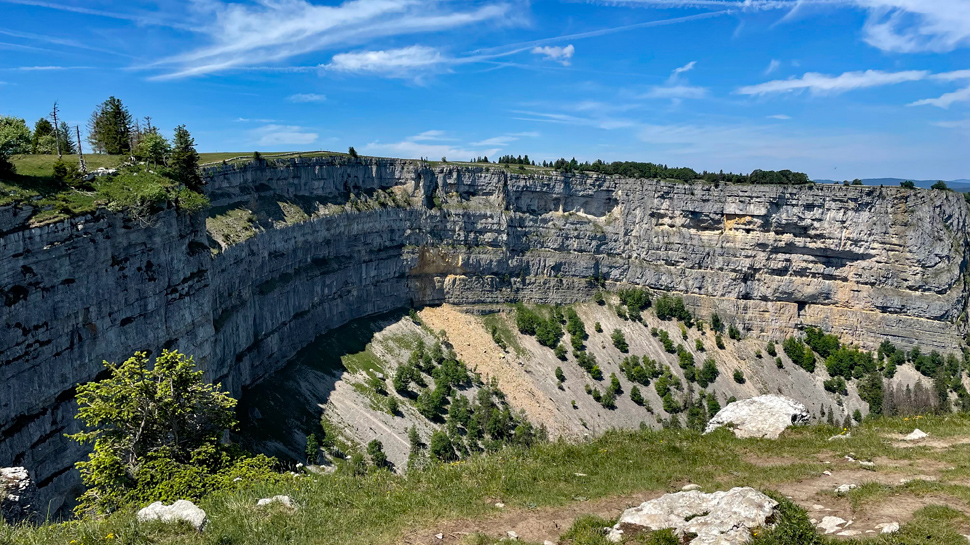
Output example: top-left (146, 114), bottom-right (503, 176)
top-left (5, 416), bottom-right (970, 545)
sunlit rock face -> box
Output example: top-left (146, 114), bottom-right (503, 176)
top-left (2, 156), bottom-right (967, 514)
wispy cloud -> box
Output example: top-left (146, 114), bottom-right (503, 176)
top-left (641, 85), bottom-right (708, 99)
top-left (470, 132), bottom-right (540, 147)
top-left (596, 1), bottom-right (970, 54)
top-left (364, 130), bottom-right (503, 160)
top-left (738, 69), bottom-right (930, 95)
top-left (640, 60), bottom-right (707, 101)
top-left (671, 60), bottom-right (696, 76)
top-left (151, 1), bottom-right (512, 79)
top-left (323, 45), bottom-right (446, 77)
top-left (531, 44), bottom-right (575, 66)
top-left (768, 114), bottom-right (792, 119)
top-left (909, 86), bottom-right (970, 108)
top-left (764, 59), bottom-right (781, 74)
top-left (250, 124), bottom-right (319, 146)
top-left (287, 93), bottom-right (327, 103)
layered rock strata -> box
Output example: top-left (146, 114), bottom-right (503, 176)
top-left (2, 156), bottom-right (967, 513)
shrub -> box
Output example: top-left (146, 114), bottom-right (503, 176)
top-left (852, 409), bottom-right (863, 422)
top-left (593, 291), bottom-right (605, 305)
top-left (776, 357), bottom-right (784, 369)
top-left (728, 324), bottom-right (741, 340)
top-left (695, 338), bottom-right (705, 352)
top-left (766, 341), bottom-right (777, 357)
top-left (733, 369), bottom-right (746, 384)
top-left (710, 313), bottom-right (724, 333)
top-left (783, 337), bottom-right (816, 372)
top-left (367, 439), bottom-right (389, 470)
top-left (804, 327), bottom-right (840, 358)
top-left (630, 385), bottom-right (644, 406)
top-left (555, 366), bottom-right (566, 383)
top-left (429, 431), bottom-right (456, 462)
top-left (594, 322), bottom-right (602, 333)
top-left (823, 376), bottom-right (848, 396)
top-left (612, 329), bottom-right (629, 352)
top-left (698, 358), bottom-right (719, 387)
top-left (600, 390), bottom-right (617, 409)
top-left (655, 294), bottom-right (691, 323)
top-left (348, 146), bottom-right (358, 158)
top-left (554, 344), bottom-right (567, 361)
top-left (715, 334), bottom-right (725, 350)
top-left (387, 396), bottom-right (400, 416)
top-left (68, 350), bottom-right (264, 514)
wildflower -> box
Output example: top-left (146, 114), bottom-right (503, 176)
top-left (106, 534), bottom-right (115, 540)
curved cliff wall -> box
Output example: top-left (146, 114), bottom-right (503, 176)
top-left (2, 156), bottom-right (968, 513)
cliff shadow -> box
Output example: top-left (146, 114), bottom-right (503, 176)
top-left (235, 308), bottom-right (410, 462)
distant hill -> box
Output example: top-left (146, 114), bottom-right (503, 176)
top-left (815, 178), bottom-right (970, 191)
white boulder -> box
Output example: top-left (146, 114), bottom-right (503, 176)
top-left (257, 495), bottom-right (296, 509)
top-left (704, 395), bottom-right (811, 439)
top-left (903, 429), bottom-right (928, 441)
top-left (137, 500), bottom-right (208, 531)
top-left (606, 487), bottom-right (778, 544)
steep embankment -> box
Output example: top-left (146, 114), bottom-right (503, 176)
top-left (1, 156), bottom-right (968, 513)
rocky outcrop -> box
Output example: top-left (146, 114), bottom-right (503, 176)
top-left (705, 395), bottom-right (811, 439)
top-left (607, 487), bottom-right (779, 544)
top-left (2, 156), bottom-right (968, 514)
top-left (136, 500), bottom-right (208, 531)
top-left (1, 466), bottom-right (36, 523)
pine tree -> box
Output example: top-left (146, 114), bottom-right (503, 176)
top-left (58, 122), bottom-right (76, 155)
top-left (170, 125), bottom-right (203, 191)
top-left (87, 96), bottom-right (133, 154)
top-left (31, 118), bottom-right (55, 154)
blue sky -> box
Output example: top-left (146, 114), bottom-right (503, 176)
top-left (0, 0), bottom-right (968, 180)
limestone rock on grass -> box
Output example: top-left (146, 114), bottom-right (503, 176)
top-left (607, 487), bottom-right (778, 544)
top-left (0, 467), bottom-right (36, 523)
top-left (257, 495), bottom-right (296, 509)
top-left (704, 395), bottom-right (810, 439)
top-left (903, 429), bottom-right (928, 441)
top-left (137, 500), bottom-right (208, 531)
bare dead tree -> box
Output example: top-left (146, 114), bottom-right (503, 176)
top-left (50, 101), bottom-right (62, 158)
top-left (76, 125), bottom-right (86, 173)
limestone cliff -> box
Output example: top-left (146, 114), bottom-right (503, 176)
top-left (1, 156), bottom-right (967, 513)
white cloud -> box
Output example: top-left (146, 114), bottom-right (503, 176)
top-left (738, 69), bottom-right (929, 95)
top-left (151, 1), bottom-right (511, 79)
top-left (512, 110), bottom-right (637, 130)
top-left (363, 138), bottom-right (500, 160)
top-left (909, 85), bottom-right (970, 108)
top-left (671, 60), bottom-right (696, 76)
top-left (250, 124), bottom-right (318, 146)
top-left (765, 59), bottom-right (782, 74)
top-left (531, 44), bottom-right (575, 66)
top-left (641, 85), bottom-right (708, 99)
top-left (410, 130), bottom-right (452, 141)
top-left (323, 45), bottom-right (446, 77)
top-left (470, 132), bottom-right (540, 147)
top-left (597, 1), bottom-right (970, 53)
top-left (768, 114), bottom-right (792, 119)
top-left (934, 118), bottom-right (970, 130)
top-left (287, 93), bottom-right (327, 103)
top-left (857, 0), bottom-right (970, 53)
top-left (640, 61), bottom-right (707, 100)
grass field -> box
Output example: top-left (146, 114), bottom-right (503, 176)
top-left (4, 415), bottom-right (970, 545)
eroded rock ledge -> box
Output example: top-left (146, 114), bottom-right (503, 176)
top-left (2, 156), bottom-right (968, 513)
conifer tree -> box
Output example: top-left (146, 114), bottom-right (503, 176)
top-left (87, 96), bottom-right (133, 154)
top-left (170, 125), bottom-right (203, 191)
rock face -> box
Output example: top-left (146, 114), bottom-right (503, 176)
top-left (2, 156), bottom-right (969, 512)
top-left (0, 466), bottom-right (36, 523)
top-left (136, 500), bottom-right (208, 531)
top-left (607, 487), bottom-right (778, 544)
top-left (704, 395), bottom-right (811, 439)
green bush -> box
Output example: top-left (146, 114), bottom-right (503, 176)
top-left (68, 350), bottom-right (276, 515)
top-left (612, 329), bottom-right (629, 352)
top-left (766, 341), bottom-right (777, 357)
top-left (733, 369), bottom-right (746, 384)
top-left (715, 334), bottom-right (725, 350)
top-left (783, 337), bottom-right (816, 372)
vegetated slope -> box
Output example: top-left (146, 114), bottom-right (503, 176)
top-left (239, 295), bottom-right (945, 471)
